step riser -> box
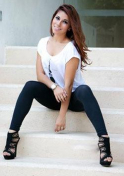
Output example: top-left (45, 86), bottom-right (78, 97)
top-left (0, 108), bottom-right (124, 134)
top-left (1, 134), bottom-right (123, 163)
top-left (5, 47), bottom-right (36, 65)
top-left (5, 47), bottom-right (124, 67)
top-left (0, 67), bottom-right (36, 84)
top-left (93, 90), bottom-right (124, 109)
top-left (83, 69), bottom-right (124, 88)
top-left (0, 87), bottom-right (39, 105)
top-left (0, 165), bottom-right (123, 176)
top-left (0, 67), bottom-right (124, 87)
top-left (0, 86), bottom-right (124, 109)
top-left (88, 49), bottom-right (124, 67)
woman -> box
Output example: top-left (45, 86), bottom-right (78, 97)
top-left (3, 4), bottom-right (113, 166)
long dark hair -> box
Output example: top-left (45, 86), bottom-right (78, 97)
top-left (50, 4), bottom-right (90, 70)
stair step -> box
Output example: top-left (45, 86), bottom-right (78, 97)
top-left (5, 47), bottom-right (36, 65)
top-left (1, 132), bottom-right (124, 163)
top-left (89, 48), bottom-right (124, 67)
top-left (0, 105), bottom-right (124, 134)
top-left (1, 65), bottom-right (124, 87)
top-left (1, 47), bottom-right (124, 175)
top-left (84, 67), bottom-right (124, 88)
top-left (0, 65), bottom-right (36, 84)
top-left (0, 157), bottom-right (124, 176)
top-left (5, 47), bottom-right (124, 67)
top-left (0, 84), bottom-right (124, 109)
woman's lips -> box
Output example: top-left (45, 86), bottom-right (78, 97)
top-left (54, 26), bottom-right (61, 31)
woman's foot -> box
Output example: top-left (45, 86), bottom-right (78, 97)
top-left (3, 130), bottom-right (16, 157)
top-left (98, 135), bottom-right (113, 166)
top-left (3, 130), bottom-right (20, 159)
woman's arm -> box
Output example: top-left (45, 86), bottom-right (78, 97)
top-left (60, 57), bottom-right (79, 116)
top-left (54, 57), bottom-right (79, 132)
top-left (36, 52), bottom-right (54, 87)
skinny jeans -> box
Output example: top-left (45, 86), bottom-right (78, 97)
top-left (10, 81), bottom-right (108, 137)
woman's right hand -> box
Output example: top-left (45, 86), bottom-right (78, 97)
top-left (53, 86), bottom-right (68, 103)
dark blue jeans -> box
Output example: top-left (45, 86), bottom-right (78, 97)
top-left (10, 81), bottom-right (108, 137)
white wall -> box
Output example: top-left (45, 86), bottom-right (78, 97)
top-left (0, 0), bottom-right (5, 63)
top-left (0, 0), bottom-right (63, 63)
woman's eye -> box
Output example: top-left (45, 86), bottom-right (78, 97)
top-left (55, 16), bottom-right (60, 20)
top-left (55, 16), bottom-right (68, 24)
top-left (63, 21), bottom-right (68, 24)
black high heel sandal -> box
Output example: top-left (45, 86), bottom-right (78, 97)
top-left (3, 131), bottom-right (20, 160)
top-left (98, 136), bottom-right (113, 167)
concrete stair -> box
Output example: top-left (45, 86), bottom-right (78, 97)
top-left (0, 47), bottom-right (124, 175)
top-left (0, 132), bottom-right (124, 163)
top-left (1, 65), bottom-right (124, 87)
top-left (0, 105), bottom-right (124, 134)
top-left (0, 84), bottom-right (124, 109)
top-left (5, 47), bottom-right (124, 67)
top-left (0, 157), bottom-right (124, 176)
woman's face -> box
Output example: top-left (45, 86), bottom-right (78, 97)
top-left (52, 10), bottom-right (71, 36)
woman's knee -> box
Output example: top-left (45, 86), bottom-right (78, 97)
top-left (23, 81), bottom-right (38, 93)
top-left (24, 81), bottom-right (47, 94)
top-left (75, 85), bottom-right (93, 99)
top-left (24, 80), bottom-right (36, 88)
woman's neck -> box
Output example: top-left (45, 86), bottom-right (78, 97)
top-left (51, 34), bottom-right (69, 43)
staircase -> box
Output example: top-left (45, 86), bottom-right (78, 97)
top-left (0, 46), bottom-right (124, 176)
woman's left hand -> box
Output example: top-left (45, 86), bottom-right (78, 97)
top-left (53, 86), bottom-right (67, 103)
top-left (55, 115), bottom-right (66, 132)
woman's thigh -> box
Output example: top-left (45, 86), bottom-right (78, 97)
top-left (69, 84), bottom-right (96, 112)
top-left (27, 81), bottom-right (61, 110)
top-left (69, 87), bottom-right (84, 112)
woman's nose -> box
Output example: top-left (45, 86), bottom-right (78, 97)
top-left (56, 20), bottom-right (61, 26)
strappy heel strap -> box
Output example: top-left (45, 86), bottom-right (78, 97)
top-left (3, 131), bottom-right (20, 160)
top-left (98, 136), bottom-right (113, 166)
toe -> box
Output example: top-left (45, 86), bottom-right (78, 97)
top-left (103, 157), bottom-right (112, 162)
top-left (107, 157), bottom-right (112, 161)
top-left (104, 158), bottom-right (108, 161)
top-left (3, 152), bottom-right (10, 156)
top-left (104, 157), bottom-right (112, 162)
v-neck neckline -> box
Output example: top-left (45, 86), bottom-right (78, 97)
top-left (46, 36), bottom-right (71, 57)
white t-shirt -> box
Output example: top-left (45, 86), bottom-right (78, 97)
top-left (37, 36), bottom-right (85, 92)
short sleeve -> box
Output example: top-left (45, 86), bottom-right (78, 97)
top-left (65, 43), bottom-right (81, 64)
top-left (37, 38), bottom-right (43, 56)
